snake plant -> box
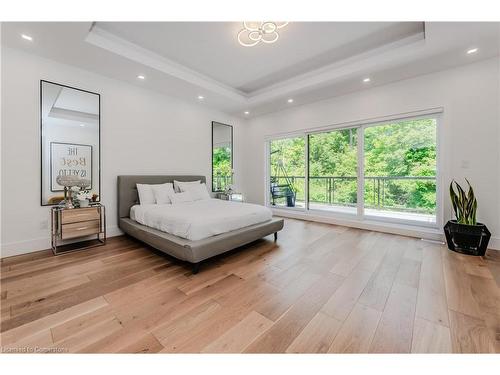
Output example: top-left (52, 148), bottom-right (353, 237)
top-left (450, 179), bottom-right (477, 225)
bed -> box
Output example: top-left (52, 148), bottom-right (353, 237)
top-left (117, 175), bottom-right (284, 273)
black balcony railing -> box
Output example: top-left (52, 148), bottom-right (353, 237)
top-left (270, 175), bottom-right (436, 214)
top-left (213, 175), bottom-right (233, 191)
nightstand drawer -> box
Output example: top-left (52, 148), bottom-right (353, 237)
top-left (61, 207), bottom-right (100, 224)
top-left (62, 220), bottom-right (100, 239)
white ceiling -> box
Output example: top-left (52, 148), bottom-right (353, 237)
top-left (96, 22), bottom-right (422, 93)
top-left (55, 87), bottom-right (99, 115)
top-left (2, 22), bottom-right (500, 118)
top-left (41, 81), bottom-right (99, 128)
top-left (212, 122), bottom-right (232, 148)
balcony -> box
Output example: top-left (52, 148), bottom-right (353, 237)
top-left (213, 175), bottom-right (232, 192)
top-left (270, 175), bottom-right (436, 224)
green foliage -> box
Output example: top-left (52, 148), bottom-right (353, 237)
top-left (309, 128), bottom-right (358, 205)
top-left (450, 179), bottom-right (477, 225)
top-left (213, 147), bottom-right (232, 190)
top-left (364, 119), bottom-right (436, 213)
top-left (269, 118), bottom-right (437, 214)
top-left (270, 138), bottom-right (305, 176)
top-left (364, 119), bottom-right (436, 177)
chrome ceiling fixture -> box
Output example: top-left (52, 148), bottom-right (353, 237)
top-left (237, 22), bottom-right (288, 47)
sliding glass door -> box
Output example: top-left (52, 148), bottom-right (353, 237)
top-left (363, 118), bottom-right (437, 224)
top-left (269, 137), bottom-right (306, 208)
top-left (267, 115), bottom-right (438, 226)
top-left (308, 127), bottom-right (358, 214)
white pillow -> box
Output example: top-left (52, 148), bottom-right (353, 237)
top-left (136, 183), bottom-right (156, 205)
top-left (174, 180), bottom-right (201, 193)
top-left (169, 191), bottom-right (194, 204)
top-left (152, 183), bottom-right (175, 204)
top-left (184, 183), bottom-right (211, 201)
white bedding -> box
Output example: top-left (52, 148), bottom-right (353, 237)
top-left (130, 199), bottom-right (273, 241)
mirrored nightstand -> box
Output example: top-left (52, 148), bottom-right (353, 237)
top-left (51, 203), bottom-right (106, 255)
top-left (215, 192), bottom-right (244, 202)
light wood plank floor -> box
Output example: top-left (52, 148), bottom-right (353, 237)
top-left (1, 219), bottom-right (499, 353)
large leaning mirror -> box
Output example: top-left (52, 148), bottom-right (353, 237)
top-left (41, 80), bottom-right (100, 206)
top-left (211, 121), bottom-right (233, 192)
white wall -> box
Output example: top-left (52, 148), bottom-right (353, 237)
top-left (1, 47), bottom-right (243, 257)
top-left (240, 57), bottom-right (500, 247)
top-left (2, 47), bottom-right (499, 256)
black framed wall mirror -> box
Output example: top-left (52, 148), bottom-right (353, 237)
top-left (40, 80), bottom-right (101, 206)
top-left (211, 121), bottom-right (233, 192)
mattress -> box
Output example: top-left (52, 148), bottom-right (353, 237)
top-left (130, 199), bottom-right (273, 241)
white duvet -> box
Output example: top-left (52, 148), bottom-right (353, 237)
top-left (130, 199), bottom-right (272, 241)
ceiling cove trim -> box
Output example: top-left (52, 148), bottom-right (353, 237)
top-left (85, 25), bottom-right (425, 108)
top-left (246, 32), bottom-right (426, 105)
top-left (85, 26), bottom-right (248, 103)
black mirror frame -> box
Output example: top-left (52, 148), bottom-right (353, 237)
top-left (40, 80), bottom-right (101, 206)
top-left (211, 121), bottom-right (233, 192)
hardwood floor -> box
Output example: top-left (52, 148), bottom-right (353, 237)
top-left (1, 218), bottom-right (499, 353)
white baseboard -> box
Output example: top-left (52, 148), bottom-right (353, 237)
top-left (0, 225), bottom-right (123, 258)
top-left (272, 208), bottom-right (500, 251)
top-left (488, 236), bottom-right (500, 251)
top-left (1, 220), bottom-right (497, 259)
top-left (106, 226), bottom-right (123, 238)
top-left (1, 237), bottom-right (52, 258)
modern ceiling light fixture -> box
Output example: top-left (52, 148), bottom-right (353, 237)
top-left (287, 98), bottom-right (294, 103)
top-left (198, 95), bottom-right (204, 100)
top-left (237, 22), bottom-right (288, 47)
top-left (137, 75), bottom-right (145, 80)
top-left (466, 47), bottom-right (478, 54)
top-left (21, 34), bottom-right (33, 41)
top-left (244, 111), bottom-right (250, 115)
top-left (363, 77), bottom-right (371, 83)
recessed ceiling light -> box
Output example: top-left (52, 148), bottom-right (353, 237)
top-left (80, 124), bottom-right (85, 127)
top-left (244, 111), bottom-right (250, 115)
top-left (137, 75), bottom-right (145, 80)
top-left (287, 98), bottom-right (294, 103)
top-left (198, 95), bottom-right (204, 100)
top-left (467, 48), bottom-right (478, 54)
top-left (363, 77), bottom-right (371, 83)
top-left (21, 34), bottom-right (33, 41)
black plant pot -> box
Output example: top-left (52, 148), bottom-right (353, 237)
top-left (444, 220), bottom-right (491, 256)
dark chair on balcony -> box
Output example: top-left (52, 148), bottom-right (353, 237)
top-left (271, 183), bottom-right (296, 207)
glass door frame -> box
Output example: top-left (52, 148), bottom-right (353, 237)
top-left (265, 133), bottom-right (308, 212)
top-left (264, 110), bottom-right (442, 229)
top-left (306, 125), bottom-right (362, 219)
top-left (359, 114), bottom-right (442, 229)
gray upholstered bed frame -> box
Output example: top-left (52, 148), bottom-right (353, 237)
top-left (117, 175), bottom-right (284, 273)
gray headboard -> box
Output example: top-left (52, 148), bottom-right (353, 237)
top-left (117, 175), bottom-right (206, 219)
